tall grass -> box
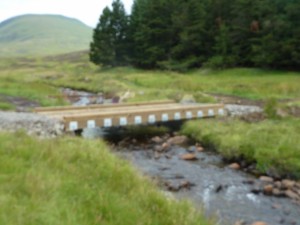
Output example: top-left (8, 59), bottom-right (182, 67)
top-left (181, 118), bottom-right (300, 178)
top-left (0, 132), bottom-right (213, 225)
top-left (0, 55), bottom-right (300, 108)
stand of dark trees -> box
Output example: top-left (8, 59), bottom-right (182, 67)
top-left (90, 0), bottom-right (300, 71)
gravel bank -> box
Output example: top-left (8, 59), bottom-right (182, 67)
top-left (0, 111), bottom-right (64, 138)
top-left (225, 104), bottom-right (263, 117)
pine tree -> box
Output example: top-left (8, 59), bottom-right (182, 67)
top-left (129, 0), bottom-right (175, 68)
top-left (169, 0), bottom-right (208, 70)
top-left (90, 7), bottom-right (114, 66)
top-left (90, 0), bottom-right (129, 67)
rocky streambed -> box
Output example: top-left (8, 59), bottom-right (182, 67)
top-left (108, 133), bottom-right (300, 225)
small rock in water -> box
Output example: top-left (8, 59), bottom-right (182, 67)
top-left (251, 222), bottom-right (268, 225)
top-left (154, 145), bottom-right (163, 152)
top-left (196, 146), bottom-right (204, 152)
top-left (215, 184), bottom-right (225, 193)
top-left (272, 203), bottom-right (282, 209)
top-left (167, 135), bottom-right (189, 145)
top-left (274, 181), bottom-right (283, 189)
top-left (151, 136), bottom-right (163, 144)
top-left (282, 179), bottom-right (296, 189)
top-left (229, 163), bottom-right (240, 170)
top-left (243, 179), bottom-right (255, 185)
top-left (284, 190), bottom-right (299, 201)
top-left (180, 180), bottom-right (195, 189)
top-left (187, 146), bottom-right (196, 152)
top-left (251, 185), bottom-right (262, 194)
top-left (263, 184), bottom-right (273, 195)
top-left (234, 220), bottom-right (246, 225)
top-left (259, 176), bottom-right (274, 183)
top-left (180, 153), bottom-right (198, 161)
top-left (154, 152), bottom-right (161, 160)
top-left (272, 188), bottom-right (284, 197)
top-left (161, 142), bottom-right (170, 151)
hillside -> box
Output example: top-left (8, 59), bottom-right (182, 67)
top-left (0, 14), bottom-right (93, 57)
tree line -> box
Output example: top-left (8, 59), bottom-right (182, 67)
top-left (90, 0), bottom-right (300, 71)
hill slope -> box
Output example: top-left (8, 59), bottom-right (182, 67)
top-left (0, 14), bottom-right (93, 57)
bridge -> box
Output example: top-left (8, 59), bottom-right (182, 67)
top-left (35, 101), bottom-right (225, 131)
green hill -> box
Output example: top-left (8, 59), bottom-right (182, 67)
top-left (0, 14), bottom-right (93, 57)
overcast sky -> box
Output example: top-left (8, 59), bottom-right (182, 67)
top-left (0, 0), bottom-right (133, 27)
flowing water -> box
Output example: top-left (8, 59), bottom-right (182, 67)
top-left (108, 136), bottom-right (300, 225)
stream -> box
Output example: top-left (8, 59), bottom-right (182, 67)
top-left (66, 89), bottom-right (300, 225)
top-left (79, 126), bottom-right (300, 225)
top-left (100, 128), bottom-right (300, 225)
top-left (115, 139), bottom-right (300, 225)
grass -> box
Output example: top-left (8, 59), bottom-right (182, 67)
top-left (0, 132), bottom-right (214, 225)
top-left (181, 118), bottom-right (300, 179)
top-left (0, 53), bottom-right (299, 109)
top-left (0, 102), bottom-right (15, 111)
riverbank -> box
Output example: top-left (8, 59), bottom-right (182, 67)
top-left (181, 118), bottom-right (300, 179)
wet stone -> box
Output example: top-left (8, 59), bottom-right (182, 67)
top-left (196, 146), bottom-right (204, 152)
top-left (282, 179), bottom-right (296, 189)
top-left (272, 188), bottom-right (284, 197)
top-left (285, 190), bottom-right (299, 201)
top-left (151, 136), bottom-right (163, 144)
top-left (187, 146), bottom-right (196, 152)
top-left (180, 153), bottom-right (198, 161)
top-left (259, 176), bottom-right (274, 183)
top-left (251, 222), bottom-right (268, 225)
top-left (229, 163), bottom-right (241, 170)
top-left (263, 184), bottom-right (273, 195)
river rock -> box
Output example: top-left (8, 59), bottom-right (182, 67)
top-left (272, 188), bottom-right (284, 197)
top-left (251, 222), bottom-right (268, 225)
top-left (187, 146), bottom-right (196, 152)
top-left (274, 181), bottom-right (282, 189)
top-left (229, 163), bottom-right (240, 170)
top-left (263, 184), bottom-right (273, 195)
top-left (151, 136), bottom-right (163, 144)
top-left (167, 135), bottom-right (189, 145)
top-left (180, 153), bottom-right (198, 161)
top-left (234, 220), bottom-right (246, 225)
top-left (165, 182), bottom-right (180, 192)
top-left (180, 180), bottom-right (194, 189)
top-left (161, 142), bottom-right (170, 151)
top-left (282, 179), bottom-right (296, 189)
top-left (154, 152), bottom-right (161, 160)
top-left (259, 176), bottom-right (274, 183)
top-left (251, 185), bottom-right (262, 194)
top-left (196, 146), bottom-right (204, 152)
top-left (284, 190), bottom-right (299, 201)
top-left (154, 145), bottom-right (163, 152)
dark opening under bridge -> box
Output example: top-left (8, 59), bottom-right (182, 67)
top-left (35, 101), bottom-right (225, 131)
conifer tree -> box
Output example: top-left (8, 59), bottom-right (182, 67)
top-left (90, 0), bottom-right (129, 66)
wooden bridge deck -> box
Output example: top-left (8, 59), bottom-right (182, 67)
top-left (35, 101), bottom-right (225, 131)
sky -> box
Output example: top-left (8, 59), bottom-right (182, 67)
top-left (0, 0), bottom-right (133, 27)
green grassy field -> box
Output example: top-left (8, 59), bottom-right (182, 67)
top-left (0, 132), bottom-right (214, 225)
top-left (0, 54), bottom-right (299, 110)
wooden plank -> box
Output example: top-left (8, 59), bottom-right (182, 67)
top-left (34, 100), bottom-right (174, 112)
